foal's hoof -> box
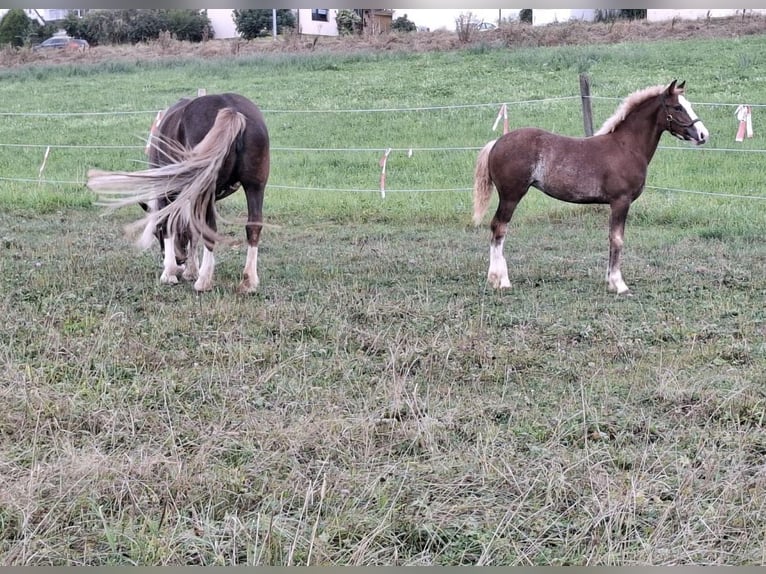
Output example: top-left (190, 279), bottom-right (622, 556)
top-left (182, 268), bottom-right (198, 282)
top-left (608, 286), bottom-right (632, 297)
top-left (488, 274), bottom-right (511, 289)
top-left (194, 278), bottom-right (214, 292)
top-left (160, 272), bottom-right (179, 285)
top-left (237, 277), bottom-right (259, 294)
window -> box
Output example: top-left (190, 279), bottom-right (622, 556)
top-left (311, 9), bottom-right (329, 22)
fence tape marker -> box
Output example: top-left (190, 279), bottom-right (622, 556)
top-left (144, 110), bottom-right (164, 155)
top-left (735, 104), bottom-right (753, 141)
top-left (379, 148), bottom-right (392, 198)
top-left (492, 103), bottom-right (508, 133)
top-left (38, 146), bottom-right (51, 179)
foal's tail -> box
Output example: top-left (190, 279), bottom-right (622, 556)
top-left (472, 139), bottom-right (497, 226)
top-left (87, 108), bottom-right (247, 246)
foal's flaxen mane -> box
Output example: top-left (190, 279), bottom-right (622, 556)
top-left (594, 84), bottom-right (666, 136)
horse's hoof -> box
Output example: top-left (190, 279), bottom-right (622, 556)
top-left (194, 279), bottom-right (214, 292)
top-left (609, 285), bottom-right (632, 296)
top-left (160, 273), bottom-right (179, 285)
top-left (488, 273), bottom-right (511, 289)
top-left (237, 280), bottom-right (258, 294)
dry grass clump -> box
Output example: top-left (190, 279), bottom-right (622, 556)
top-left (2, 14), bottom-right (766, 70)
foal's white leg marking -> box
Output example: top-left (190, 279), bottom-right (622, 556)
top-left (607, 268), bottom-right (630, 295)
top-left (678, 95), bottom-right (709, 143)
top-left (488, 239), bottom-right (511, 289)
top-left (160, 234), bottom-right (181, 284)
top-left (606, 232), bottom-right (630, 295)
top-left (238, 245), bottom-right (259, 293)
top-left (194, 246), bottom-right (215, 292)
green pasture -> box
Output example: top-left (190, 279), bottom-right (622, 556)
top-left (2, 35), bottom-right (766, 565)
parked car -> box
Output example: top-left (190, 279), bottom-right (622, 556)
top-left (476, 21), bottom-right (498, 31)
top-left (32, 37), bottom-right (90, 52)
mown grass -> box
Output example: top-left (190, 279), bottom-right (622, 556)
top-left (2, 31), bottom-right (766, 565)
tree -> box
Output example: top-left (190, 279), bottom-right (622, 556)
top-left (162, 10), bottom-right (213, 42)
top-left (0, 9), bottom-right (33, 47)
top-left (233, 9), bottom-right (296, 40)
top-left (63, 11), bottom-right (94, 44)
top-left (126, 9), bottom-right (164, 43)
top-left (391, 13), bottom-right (416, 32)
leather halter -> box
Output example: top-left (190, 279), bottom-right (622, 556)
top-left (661, 94), bottom-right (702, 132)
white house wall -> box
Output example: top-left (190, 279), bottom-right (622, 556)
top-left (532, 9), bottom-right (597, 26)
top-left (207, 9), bottom-right (237, 39)
top-left (296, 9), bottom-right (339, 36)
top-left (174, 9), bottom-right (342, 40)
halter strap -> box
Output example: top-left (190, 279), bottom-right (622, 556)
top-left (666, 114), bottom-right (702, 129)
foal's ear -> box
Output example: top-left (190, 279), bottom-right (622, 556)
top-left (676, 80), bottom-right (686, 92)
top-left (666, 79), bottom-right (678, 94)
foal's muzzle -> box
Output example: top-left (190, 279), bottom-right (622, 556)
top-left (688, 118), bottom-right (709, 145)
top-left (672, 118), bottom-right (708, 145)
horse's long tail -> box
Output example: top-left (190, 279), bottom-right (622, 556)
top-left (88, 108), bottom-right (247, 246)
top-left (472, 139), bottom-right (497, 226)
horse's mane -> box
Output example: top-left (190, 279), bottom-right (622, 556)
top-left (594, 84), bottom-right (666, 136)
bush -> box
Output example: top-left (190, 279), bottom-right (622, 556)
top-left (0, 9), bottom-right (33, 47)
top-left (233, 9), bottom-right (295, 40)
top-left (455, 12), bottom-right (478, 43)
top-left (335, 9), bottom-right (361, 36)
top-left (391, 13), bottom-right (416, 32)
top-left (519, 9), bottom-right (533, 24)
top-left (61, 9), bottom-right (213, 46)
top-left (163, 9), bottom-right (213, 42)
top-left (127, 9), bottom-right (164, 43)
top-left (62, 10), bottom-right (127, 45)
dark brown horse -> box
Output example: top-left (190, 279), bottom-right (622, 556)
top-left (473, 80), bottom-right (709, 295)
top-left (88, 92), bottom-right (269, 293)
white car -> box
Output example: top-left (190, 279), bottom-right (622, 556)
top-left (476, 21), bottom-right (497, 31)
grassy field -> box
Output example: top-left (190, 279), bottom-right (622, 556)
top-left (2, 31), bottom-right (766, 565)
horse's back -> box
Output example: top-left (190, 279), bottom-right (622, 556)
top-left (489, 127), bottom-right (613, 202)
top-left (488, 128), bottom-right (552, 181)
top-left (180, 93), bottom-right (268, 148)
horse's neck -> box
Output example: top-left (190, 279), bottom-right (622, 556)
top-left (612, 101), bottom-right (664, 160)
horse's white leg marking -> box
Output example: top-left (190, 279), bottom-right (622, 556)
top-left (160, 234), bottom-right (181, 284)
top-left (194, 246), bottom-right (215, 292)
top-left (607, 268), bottom-right (630, 295)
top-left (488, 238), bottom-right (511, 289)
top-left (182, 236), bottom-right (199, 281)
top-left (238, 245), bottom-right (259, 294)
top-left (606, 232), bottom-right (630, 295)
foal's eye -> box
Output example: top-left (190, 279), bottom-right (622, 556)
top-left (674, 105), bottom-right (684, 112)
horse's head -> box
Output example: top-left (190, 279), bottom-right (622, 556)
top-left (662, 80), bottom-right (709, 145)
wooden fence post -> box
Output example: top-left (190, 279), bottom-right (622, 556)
top-left (579, 73), bottom-right (593, 137)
